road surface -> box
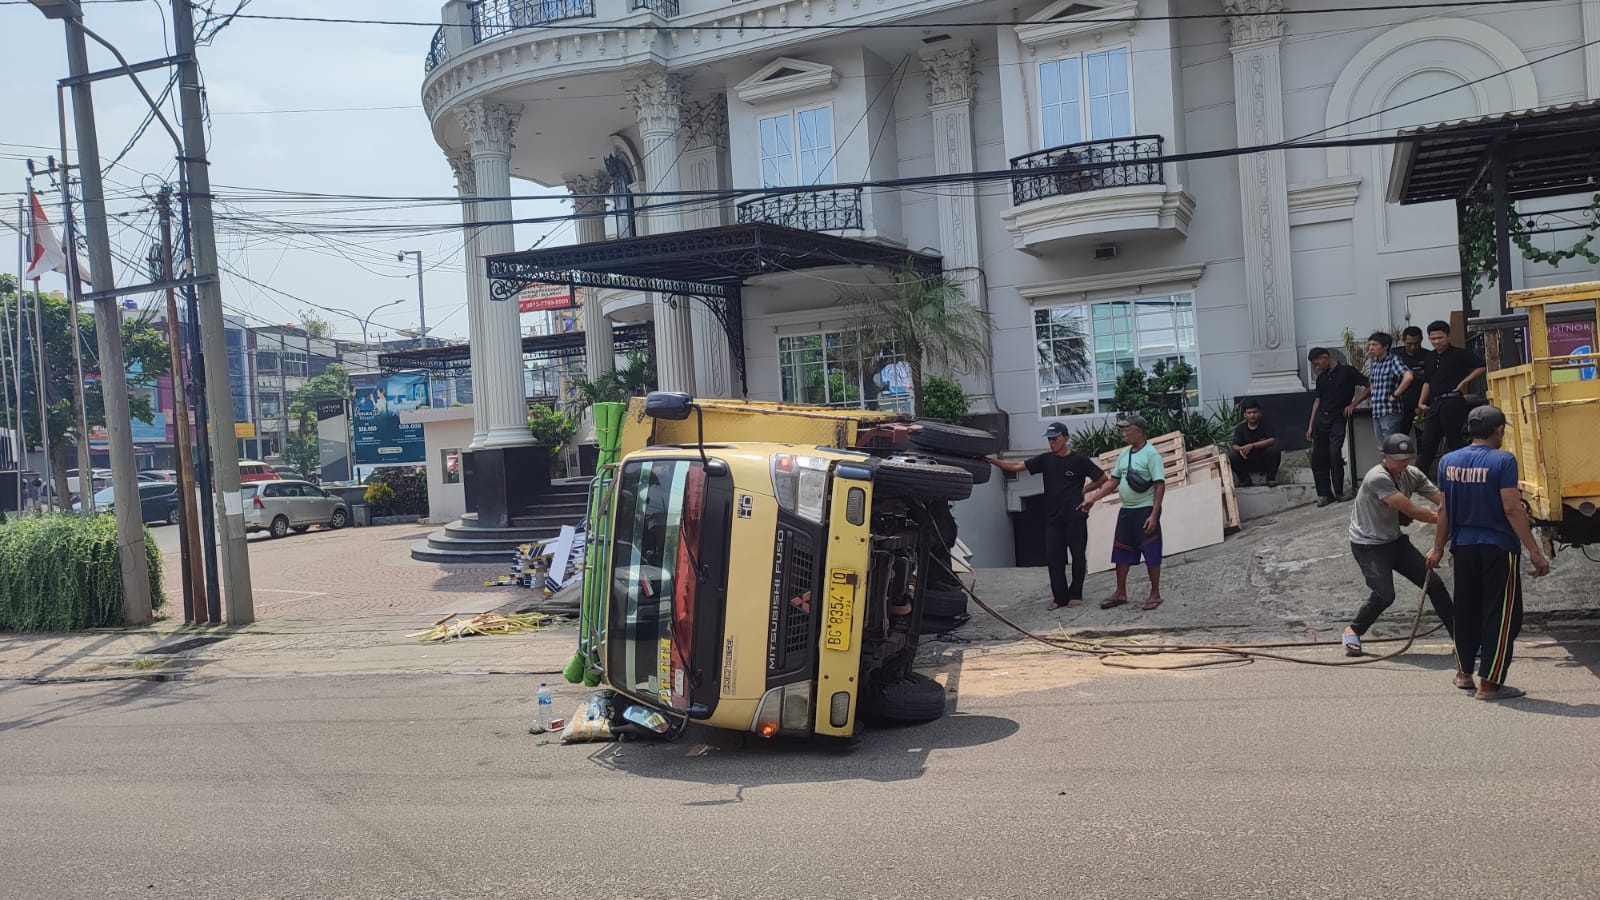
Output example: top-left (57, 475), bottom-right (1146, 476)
top-left (2, 624), bottom-right (1596, 898)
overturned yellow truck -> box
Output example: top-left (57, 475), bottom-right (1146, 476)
top-left (1474, 282), bottom-right (1600, 550)
top-left (568, 394), bottom-right (996, 740)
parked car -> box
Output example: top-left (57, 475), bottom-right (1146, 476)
top-left (138, 470), bottom-right (177, 483)
top-left (271, 465), bottom-right (301, 479)
top-left (73, 481), bottom-right (181, 525)
top-left (237, 460), bottom-right (278, 483)
top-left (243, 480), bottom-right (349, 538)
top-left (66, 468), bottom-right (112, 496)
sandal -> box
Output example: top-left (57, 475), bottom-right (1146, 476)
top-left (1474, 684), bottom-right (1526, 701)
top-left (1047, 600), bottom-right (1069, 611)
top-left (1100, 597), bottom-right (1128, 610)
top-left (1453, 671), bottom-right (1476, 691)
top-left (1141, 597), bottom-right (1164, 611)
top-left (1342, 632), bottom-right (1362, 657)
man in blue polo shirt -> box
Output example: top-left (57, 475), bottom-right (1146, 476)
top-left (1427, 405), bottom-right (1551, 701)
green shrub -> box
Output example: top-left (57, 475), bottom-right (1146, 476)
top-left (528, 404), bottom-right (577, 448)
top-left (919, 375), bottom-right (971, 425)
top-left (373, 466), bottom-right (428, 516)
top-left (0, 514), bottom-right (164, 632)
top-left (364, 482), bottom-right (395, 515)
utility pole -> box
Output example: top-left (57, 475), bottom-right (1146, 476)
top-left (399, 250), bottom-right (426, 343)
top-left (278, 331), bottom-right (288, 458)
top-left (172, 0), bottom-right (253, 624)
top-left (155, 189), bottom-right (206, 623)
top-left (44, 144), bottom-right (95, 515)
top-left (56, 8), bottom-right (154, 621)
top-left (8, 201), bottom-right (25, 509)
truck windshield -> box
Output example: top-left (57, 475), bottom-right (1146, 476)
top-left (607, 458), bottom-right (706, 710)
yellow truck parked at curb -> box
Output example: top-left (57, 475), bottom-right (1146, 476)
top-left (1476, 282), bottom-right (1600, 549)
top-left (587, 393), bottom-right (994, 741)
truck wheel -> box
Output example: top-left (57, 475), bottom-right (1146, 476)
top-left (862, 672), bottom-right (947, 724)
top-left (873, 456), bottom-right (972, 503)
top-left (924, 586), bottom-right (968, 619)
top-left (910, 421), bottom-right (998, 459)
top-left (925, 452), bottom-right (991, 486)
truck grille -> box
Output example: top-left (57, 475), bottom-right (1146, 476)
top-left (767, 522), bottom-right (818, 675)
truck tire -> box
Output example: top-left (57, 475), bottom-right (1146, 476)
top-left (873, 456), bottom-right (972, 503)
top-left (926, 452), bottom-right (991, 486)
top-left (862, 672), bottom-right (947, 724)
top-left (924, 586), bottom-right (968, 619)
top-left (910, 421), bottom-right (998, 459)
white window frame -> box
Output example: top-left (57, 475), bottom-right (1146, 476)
top-left (758, 103), bottom-right (836, 189)
top-left (1034, 292), bottom-right (1200, 417)
top-left (776, 329), bottom-right (913, 412)
top-left (1037, 45), bottom-right (1134, 149)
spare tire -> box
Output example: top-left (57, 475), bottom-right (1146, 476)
top-left (926, 452), bottom-right (991, 486)
top-left (873, 455), bottom-right (972, 503)
top-left (910, 421), bottom-right (998, 459)
top-left (861, 672), bottom-right (947, 724)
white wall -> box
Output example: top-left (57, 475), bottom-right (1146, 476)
top-left (402, 408), bottom-right (474, 524)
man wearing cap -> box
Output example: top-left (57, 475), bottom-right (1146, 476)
top-left (1079, 414), bottom-right (1166, 610)
top-left (990, 423), bottom-right (1108, 610)
top-left (1428, 405), bottom-right (1551, 701)
top-left (1340, 433), bottom-right (1456, 657)
top-left (1305, 347), bottom-right (1371, 508)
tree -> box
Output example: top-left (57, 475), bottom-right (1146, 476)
top-left (836, 266), bottom-right (993, 418)
top-left (281, 363), bottom-right (350, 477)
top-left (565, 351), bottom-right (657, 417)
top-left (1, 275), bottom-right (171, 502)
top-left (299, 310), bottom-right (332, 339)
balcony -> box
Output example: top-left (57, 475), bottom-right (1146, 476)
top-left (469, 0), bottom-right (596, 43)
top-left (1001, 135), bottom-right (1194, 253)
top-left (630, 0), bottom-right (677, 14)
top-left (737, 189), bottom-right (864, 233)
top-left (425, 26), bottom-right (448, 73)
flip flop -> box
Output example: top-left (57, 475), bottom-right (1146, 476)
top-left (1047, 601), bottom-right (1069, 611)
top-left (1342, 633), bottom-right (1362, 657)
top-left (1474, 684), bottom-right (1527, 701)
top-left (1453, 672), bottom-right (1476, 691)
top-left (1100, 597), bottom-right (1128, 610)
top-left (1141, 597), bottom-right (1164, 611)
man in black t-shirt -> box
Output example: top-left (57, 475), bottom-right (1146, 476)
top-left (991, 422), bottom-right (1108, 610)
top-left (1396, 325), bottom-right (1431, 436)
top-left (1305, 347), bottom-right (1371, 506)
top-left (1416, 319), bottom-right (1487, 477)
top-left (1228, 399), bottom-right (1281, 487)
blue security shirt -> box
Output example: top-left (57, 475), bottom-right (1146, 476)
top-left (1437, 445), bottom-right (1521, 553)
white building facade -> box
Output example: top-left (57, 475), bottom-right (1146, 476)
top-left (421, 0), bottom-right (1600, 563)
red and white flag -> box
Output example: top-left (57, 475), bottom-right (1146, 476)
top-left (21, 189), bottom-right (90, 285)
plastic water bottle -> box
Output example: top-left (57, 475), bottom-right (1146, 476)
top-left (536, 682), bottom-right (553, 730)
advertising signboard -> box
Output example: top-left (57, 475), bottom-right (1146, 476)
top-left (352, 373), bottom-right (427, 465)
top-left (518, 284), bottom-right (578, 313)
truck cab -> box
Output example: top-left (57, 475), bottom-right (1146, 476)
top-left (592, 394), bottom-right (985, 739)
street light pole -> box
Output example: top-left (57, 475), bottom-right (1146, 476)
top-left (398, 251), bottom-right (425, 345)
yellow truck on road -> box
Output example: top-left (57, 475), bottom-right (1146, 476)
top-left (1476, 282), bottom-right (1600, 549)
top-left (574, 393), bottom-right (996, 740)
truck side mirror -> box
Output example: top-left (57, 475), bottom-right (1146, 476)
top-left (644, 391), bottom-right (694, 421)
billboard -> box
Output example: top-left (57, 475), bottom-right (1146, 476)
top-left (352, 373), bottom-right (427, 465)
top-left (316, 398), bottom-right (351, 482)
top-left (518, 284), bottom-right (579, 313)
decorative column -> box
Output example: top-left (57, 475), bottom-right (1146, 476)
top-left (565, 171), bottom-right (615, 381)
top-left (457, 100), bottom-right (532, 448)
top-left (1227, 0), bottom-right (1302, 394)
top-left (628, 70), bottom-right (696, 395)
top-left (920, 42), bottom-right (998, 414)
top-left (447, 149), bottom-right (487, 446)
top-left (682, 95), bottom-right (735, 398)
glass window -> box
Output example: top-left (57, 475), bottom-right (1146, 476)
top-left (1035, 294), bottom-right (1199, 416)
top-left (760, 106), bottom-right (833, 188)
top-left (607, 459), bottom-right (706, 708)
top-left (777, 330), bottom-right (912, 412)
top-left (1039, 48), bottom-right (1131, 147)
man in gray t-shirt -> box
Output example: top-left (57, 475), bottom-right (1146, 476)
top-left (1341, 433), bottom-right (1456, 656)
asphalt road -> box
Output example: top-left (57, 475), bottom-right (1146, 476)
top-left (2, 626), bottom-right (1597, 899)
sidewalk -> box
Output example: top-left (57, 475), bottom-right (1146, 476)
top-left (4, 504), bottom-right (1597, 683)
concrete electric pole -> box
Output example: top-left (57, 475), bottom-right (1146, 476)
top-left (37, 0), bottom-right (154, 622)
top-left (171, 0), bottom-right (254, 624)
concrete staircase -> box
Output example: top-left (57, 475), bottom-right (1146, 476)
top-left (411, 477), bottom-right (592, 564)
top-left (1234, 465), bottom-right (1321, 522)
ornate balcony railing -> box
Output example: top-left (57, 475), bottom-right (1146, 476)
top-left (425, 26), bottom-right (448, 73)
top-left (632, 0), bottom-right (679, 15)
top-left (1009, 135), bottom-right (1164, 206)
top-left (469, 0), bottom-right (597, 44)
top-left (737, 189), bottom-right (864, 233)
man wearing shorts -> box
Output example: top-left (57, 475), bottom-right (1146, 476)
top-left (1080, 414), bottom-right (1166, 610)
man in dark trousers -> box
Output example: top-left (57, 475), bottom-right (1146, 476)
top-left (1396, 325), bottom-right (1431, 436)
top-left (1416, 320), bottom-right (1486, 477)
top-left (1340, 433), bottom-right (1454, 657)
top-left (1428, 405), bottom-right (1550, 701)
top-left (990, 422), bottom-right (1108, 610)
top-left (1228, 399), bottom-right (1281, 487)
top-left (1305, 347), bottom-right (1370, 507)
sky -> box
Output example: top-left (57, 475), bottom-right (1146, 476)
top-left (1, 0), bottom-right (568, 343)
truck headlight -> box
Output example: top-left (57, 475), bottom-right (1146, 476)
top-left (753, 681), bottom-right (814, 737)
top-left (770, 454), bottom-right (830, 524)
